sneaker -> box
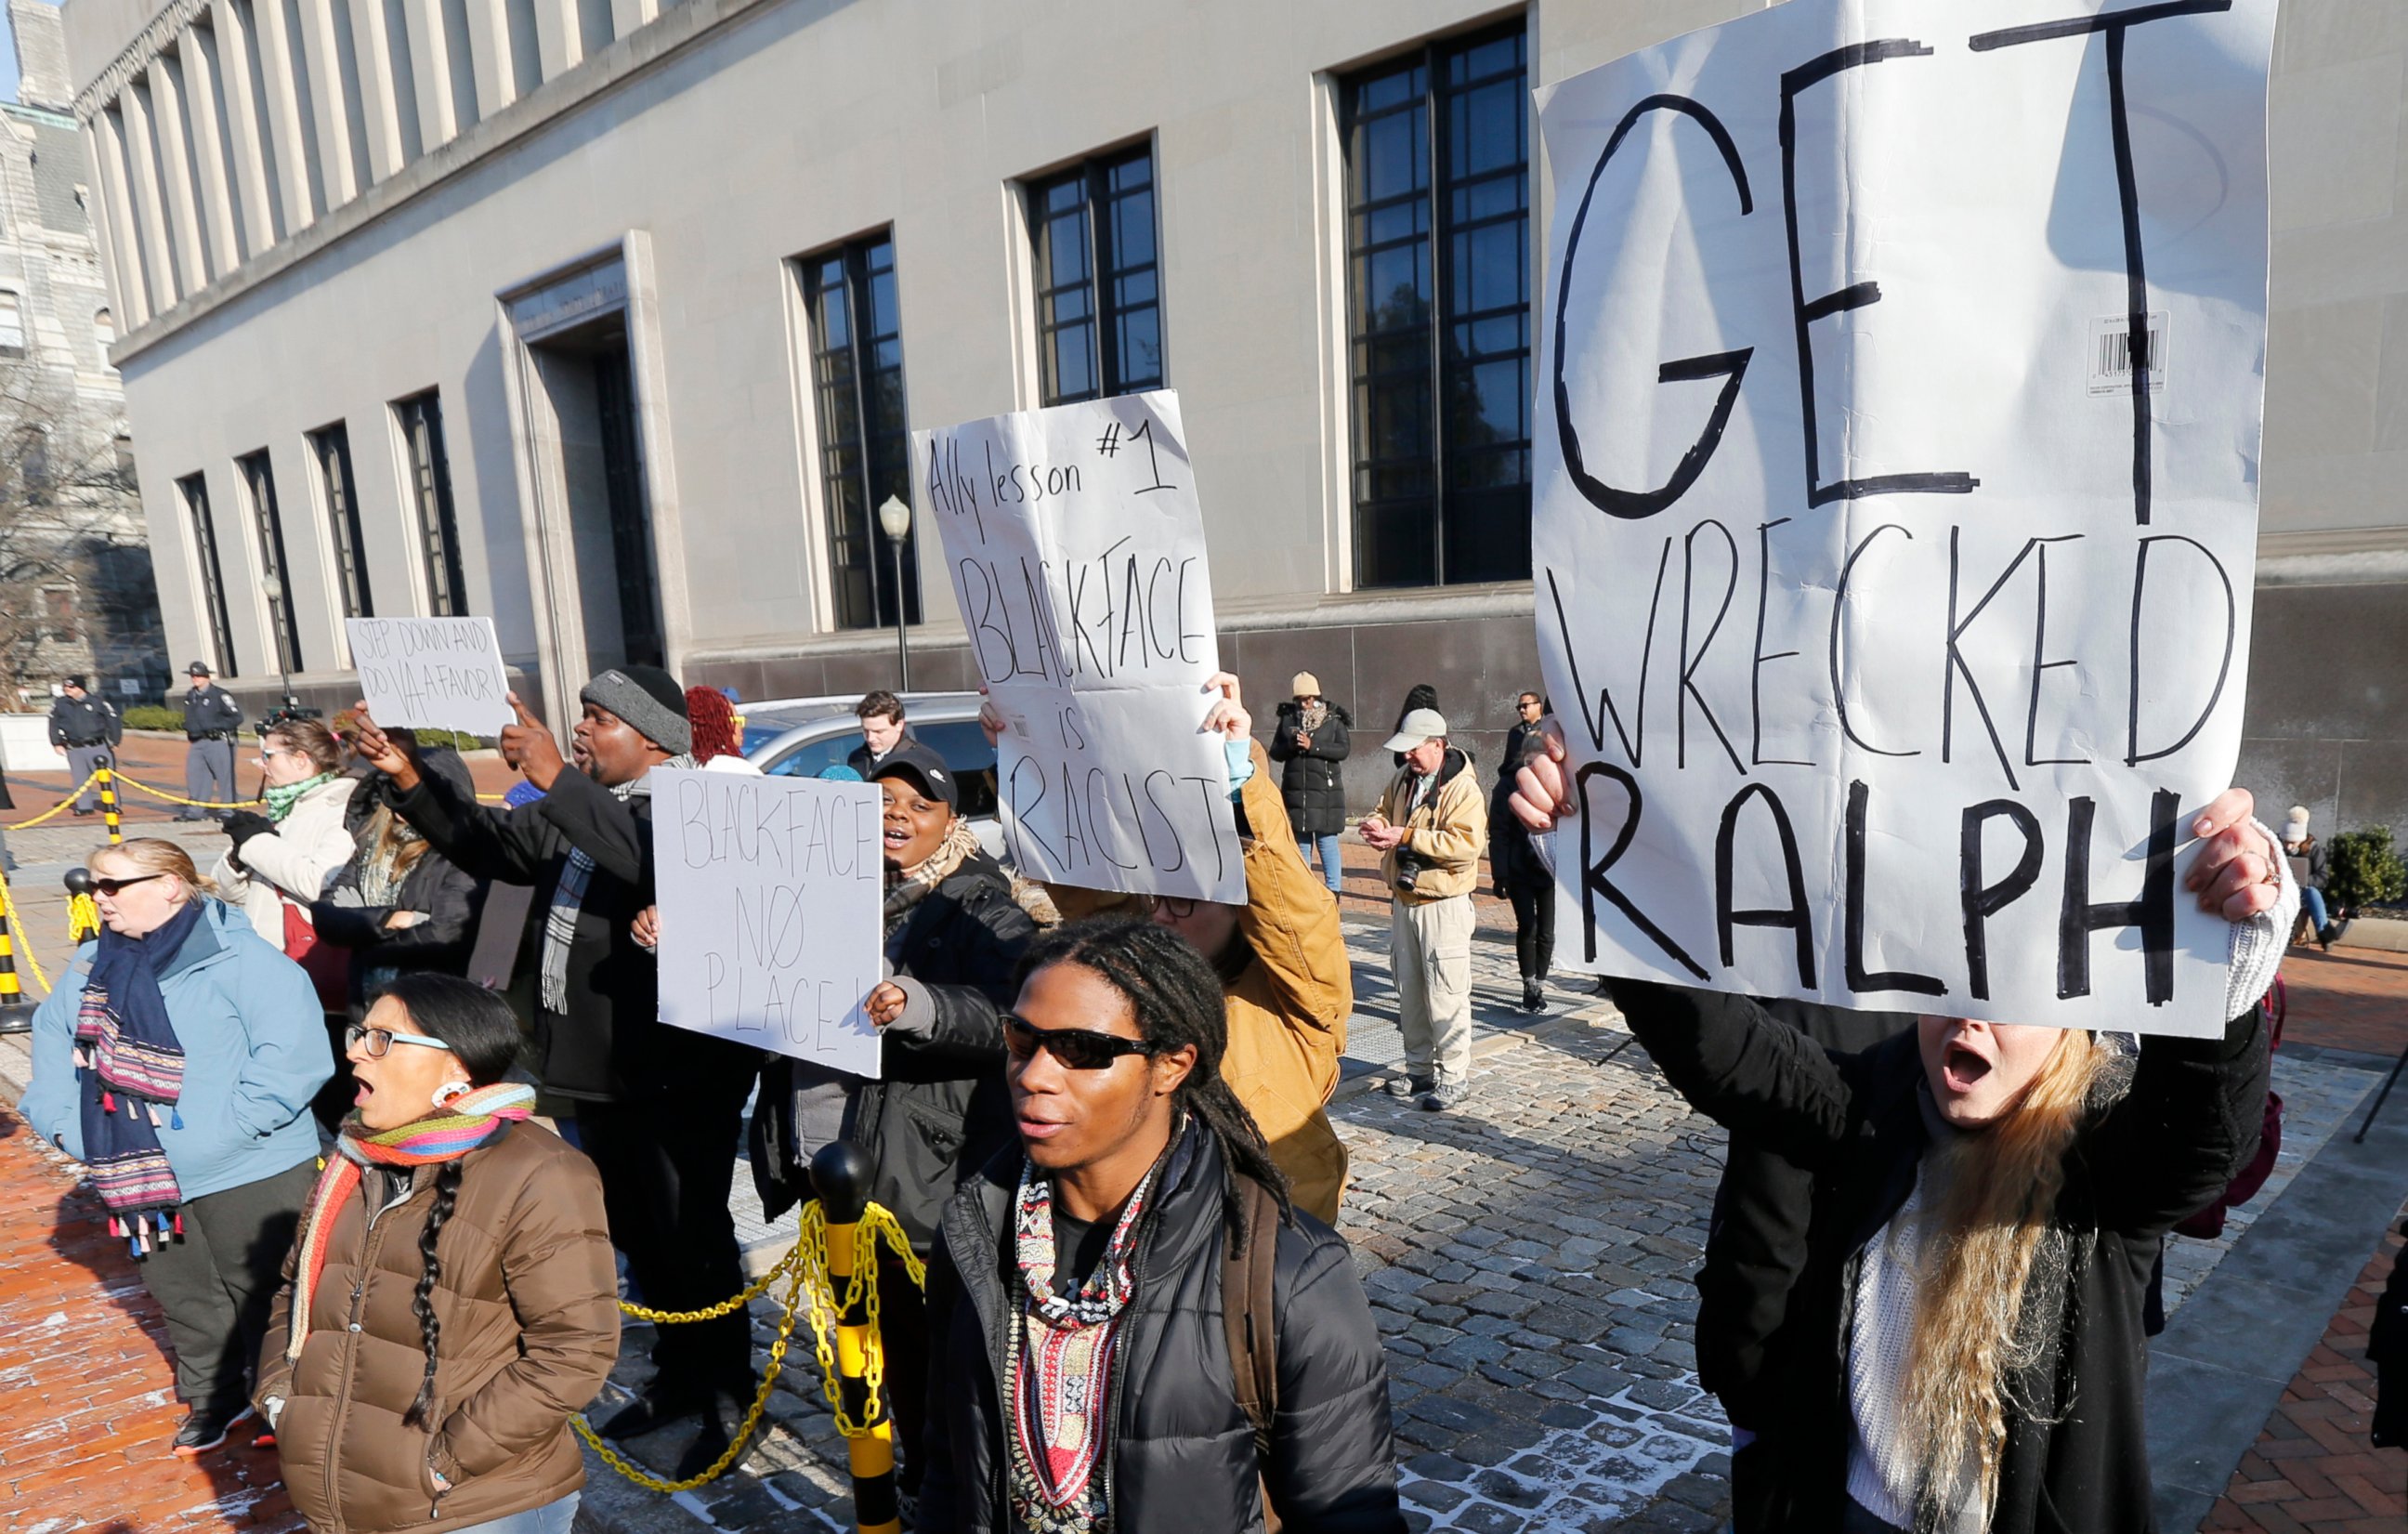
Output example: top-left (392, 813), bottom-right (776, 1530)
top-left (1385, 1074), bottom-right (1433, 1100)
top-left (1522, 979), bottom-right (1545, 1013)
top-left (1420, 1080), bottom-right (1469, 1112)
top-left (171, 1403), bottom-right (251, 1457)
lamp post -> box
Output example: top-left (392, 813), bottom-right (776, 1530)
top-left (258, 573), bottom-right (297, 719)
top-left (877, 494), bottom-right (912, 692)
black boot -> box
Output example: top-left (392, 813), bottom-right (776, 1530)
top-left (1522, 977), bottom-right (1545, 1013)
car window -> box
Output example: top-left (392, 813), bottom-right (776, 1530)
top-left (919, 720), bottom-right (1000, 818)
top-left (765, 730), bottom-right (864, 780)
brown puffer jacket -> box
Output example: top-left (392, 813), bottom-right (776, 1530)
top-left (254, 1121), bottom-right (620, 1534)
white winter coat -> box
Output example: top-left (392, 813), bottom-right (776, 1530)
top-left (212, 776), bottom-right (360, 945)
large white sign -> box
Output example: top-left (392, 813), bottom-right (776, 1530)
top-left (916, 390), bottom-right (1245, 903)
top-left (346, 617), bottom-right (513, 737)
top-left (652, 769), bottom-right (884, 1073)
top-left (1535, 0), bottom-right (2277, 1035)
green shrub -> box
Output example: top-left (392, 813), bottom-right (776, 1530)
top-left (2326, 827), bottom-right (2407, 912)
top-left (121, 705), bottom-right (182, 731)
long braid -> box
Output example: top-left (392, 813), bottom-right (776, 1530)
top-left (1016, 922), bottom-right (1293, 1252)
top-left (402, 1161), bottom-right (465, 1428)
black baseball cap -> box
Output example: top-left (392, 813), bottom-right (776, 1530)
top-left (868, 741), bottom-right (957, 809)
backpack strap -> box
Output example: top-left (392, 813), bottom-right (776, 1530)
top-left (1222, 1173), bottom-right (1282, 1514)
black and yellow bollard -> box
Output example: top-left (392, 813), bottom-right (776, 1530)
top-left (94, 754), bottom-right (124, 846)
top-left (810, 1141), bottom-right (901, 1534)
top-left (64, 867), bottom-right (99, 945)
top-left (0, 868), bottom-right (34, 1033)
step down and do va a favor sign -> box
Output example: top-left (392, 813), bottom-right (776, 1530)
top-left (917, 389), bottom-right (1245, 904)
top-left (346, 617), bottom-right (514, 738)
top-left (1534, 0), bottom-right (2278, 1037)
top-left (651, 769), bottom-right (883, 1075)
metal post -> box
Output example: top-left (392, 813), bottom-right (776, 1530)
top-left (810, 1141), bottom-right (899, 1534)
top-left (2354, 1043), bottom-right (2406, 1144)
top-left (95, 754), bottom-right (124, 845)
top-left (0, 867), bottom-right (34, 1033)
top-left (889, 539), bottom-right (911, 693)
top-left (64, 867), bottom-right (99, 945)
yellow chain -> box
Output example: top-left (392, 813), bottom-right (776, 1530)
top-left (573, 1199), bottom-right (927, 1492)
top-left (0, 872), bottom-right (50, 994)
top-left (4, 773), bottom-right (102, 830)
top-left (570, 1254), bottom-right (809, 1492)
top-left (111, 772), bottom-right (513, 808)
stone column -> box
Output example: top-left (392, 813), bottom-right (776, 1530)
top-left (402, 0), bottom-right (462, 150)
top-left (206, 7), bottom-right (285, 250)
top-left (460, 0), bottom-right (519, 121)
top-left (145, 56), bottom-right (213, 289)
top-left (249, 0), bottom-right (322, 233)
top-left (609, 0), bottom-right (656, 45)
top-left (346, 0), bottom-right (412, 179)
top-left (177, 27), bottom-right (245, 273)
top-left (116, 83), bottom-right (185, 310)
top-left (85, 115), bottom-right (150, 329)
top-left (293, 0), bottom-right (360, 208)
top-left (531, 0), bottom-right (582, 81)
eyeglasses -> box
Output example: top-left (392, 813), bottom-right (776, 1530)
top-left (1002, 1016), bottom-right (1154, 1071)
top-left (91, 872), bottom-right (168, 897)
top-left (344, 1023), bottom-right (452, 1059)
top-left (1155, 897), bottom-right (1197, 919)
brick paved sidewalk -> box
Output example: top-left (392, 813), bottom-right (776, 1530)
top-left (0, 1110), bottom-right (304, 1534)
top-left (2203, 1208), bottom-right (2406, 1533)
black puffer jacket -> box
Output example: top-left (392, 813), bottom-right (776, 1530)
top-left (752, 847), bottom-right (1036, 1250)
top-left (387, 765), bottom-right (758, 1104)
top-left (919, 1123), bottom-right (1407, 1534)
top-left (1269, 701), bottom-right (1354, 838)
top-left (1617, 979), bottom-right (2270, 1534)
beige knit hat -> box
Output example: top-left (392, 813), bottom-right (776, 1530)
top-left (1291, 672), bottom-right (1322, 699)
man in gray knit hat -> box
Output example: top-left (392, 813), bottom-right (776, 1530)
top-left (350, 663), bottom-right (765, 1475)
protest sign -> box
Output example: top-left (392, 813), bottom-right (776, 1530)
top-left (1533, 0), bottom-right (2277, 1036)
top-left (652, 768), bottom-right (883, 1073)
top-left (915, 389), bottom-right (1244, 903)
top-left (346, 617), bottom-right (514, 737)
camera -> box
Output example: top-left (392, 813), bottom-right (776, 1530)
top-left (1394, 848), bottom-right (1425, 893)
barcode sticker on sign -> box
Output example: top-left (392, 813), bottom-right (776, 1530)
top-left (2089, 312), bottom-right (2169, 397)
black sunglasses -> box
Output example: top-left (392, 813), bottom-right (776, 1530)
top-left (1002, 1015), bottom-right (1154, 1071)
top-left (93, 872), bottom-right (169, 897)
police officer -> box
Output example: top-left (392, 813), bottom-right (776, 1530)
top-left (178, 662), bottom-right (243, 821)
top-left (47, 677), bottom-right (123, 817)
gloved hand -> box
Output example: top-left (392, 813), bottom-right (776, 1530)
top-left (221, 809), bottom-right (275, 851)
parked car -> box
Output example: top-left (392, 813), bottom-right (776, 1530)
top-left (739, 690), bottom-right (1005, 857)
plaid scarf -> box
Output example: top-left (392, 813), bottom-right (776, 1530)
top-left (74, 898), bottom-right (205, 1254)
top-left (881, 818), bottom-right (983, 935)
top-left (285, 1082), bottom-right (536, 1361)
top-left (1003, 1126), bottom-right (1179, 1534)
top-left (541, 755), bottom-right (691, 1012)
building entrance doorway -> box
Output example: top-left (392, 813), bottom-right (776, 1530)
top-left (527, 313), bottom-right (664, 673)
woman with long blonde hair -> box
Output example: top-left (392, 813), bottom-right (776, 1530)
top-left (20, 838), bottom-right (332, 1457)
top-left (1605, 787), bottom-right (2296, 1534)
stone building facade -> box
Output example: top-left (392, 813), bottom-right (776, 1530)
top-left (0, 0), bottom-right (164, 707)
top-left (46, 0), bottom-right (2408, 833)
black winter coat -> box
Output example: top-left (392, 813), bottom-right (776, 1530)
top-left (1269, 701), bottom-right (1354, 838)
top-left (388, 765), bottom-right (758, 1103)
top-left (752, 848), bottom-right (1035, 1251)
top-left (308, 844), bottom-right (484, 1006)
top-left (919, 1123), bottom-right (1407, 1534)
top-left (1616, 979), bottom-right (2271, 1534)
top-left (1484, 720), bottom-right (1548, 885)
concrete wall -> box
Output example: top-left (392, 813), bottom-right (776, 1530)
top-left (55, 0), bottom-right (2408, 838)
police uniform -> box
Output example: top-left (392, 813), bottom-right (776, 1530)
top-left (46, 688), bottom-right (122, 814)
top-left (179, 669), bottom-right (243, 819)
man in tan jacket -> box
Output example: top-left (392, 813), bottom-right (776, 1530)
top-left (1361, 706), bottom-right (1486, 1110)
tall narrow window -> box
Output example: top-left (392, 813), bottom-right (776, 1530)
top-left (799, 234), bottom-right (918, 630)
top-left (239, 449), bottom-right (303, 674)
top-left (1028, 146), bottom-right (1162, 405)
top-left (310, 424), bottom-right (372, 618)
top-left (394, 392), bottom-right (466, 615)
top-left (1341, 24), bottom-right (1531, 588)
top-left (181, 471), bottom-right (238, 675)
top-left (0, 292), bottom-right (24, 356)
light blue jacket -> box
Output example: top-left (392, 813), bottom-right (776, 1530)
top-left (20, 899), bottom-right (333, 1202)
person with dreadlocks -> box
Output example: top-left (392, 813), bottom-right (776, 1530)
top-left (919, 920), bottom-right (1405, 1534)
top-left (256, 975), bottom-right (618, 1534)
top-left (349, 671), bottom-right (762, 1476)
top-left (21, 839), bottom-right (333, 1457)
top-left (1510, 736), bottom-right (2296, 1534)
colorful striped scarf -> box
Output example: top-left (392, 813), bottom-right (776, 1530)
top-left (284, 1082), bottom-right (536, 1361)
top-left (1002, 1124), bottom-right (1179, 1534)
top-left (75, 898), bottom-right (204, 1254)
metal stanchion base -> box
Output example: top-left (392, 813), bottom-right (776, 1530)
top-left (0, 999), bottom-right (37, 1034)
